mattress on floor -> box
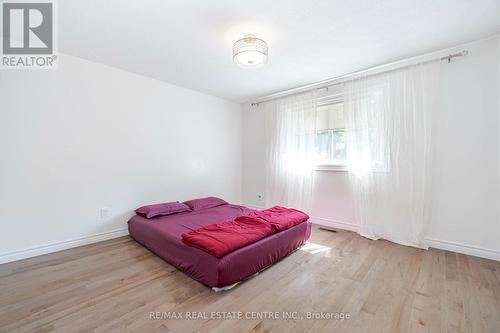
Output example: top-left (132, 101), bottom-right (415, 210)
top-left (128, 204), bottom-right (311, 288)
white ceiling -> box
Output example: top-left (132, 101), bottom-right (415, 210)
top-left (59, 0), bottom-right (500, 102)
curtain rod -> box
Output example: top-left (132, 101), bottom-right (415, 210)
top-left (250, 50), bottom-right (468, 105)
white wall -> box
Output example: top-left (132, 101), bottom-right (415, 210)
top-left (0, 54), bottom-right (242, 262)
top-left (426, 36), bottom-right (499, 256)
top-left (242, 36), bottom-right (500, 259)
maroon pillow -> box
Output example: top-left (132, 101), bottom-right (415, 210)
top-left (135, 201), bottom-right (191, 218)
top-left (183, 197), bottom-right (228, 211)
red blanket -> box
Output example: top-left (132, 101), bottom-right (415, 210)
top-left (235, 206), bottom-right (309, 232)
top-left (182, 206), bottom-right (309, 257)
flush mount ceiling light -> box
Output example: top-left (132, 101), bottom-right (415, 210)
top-left (232, 34), bottom-right (268, 68)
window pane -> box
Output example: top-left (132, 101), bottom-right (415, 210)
top-left (316, 130), bottom-right (333, 161)
top-left (315, 103), bottom-right (346, 164)
top-left (333, 129), bottom-right (346, 160)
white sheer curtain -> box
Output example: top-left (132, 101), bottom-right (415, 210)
top-left (264, 91), bottom-right (318, 211)
top-left (345, 62), bottom-right (441, 248)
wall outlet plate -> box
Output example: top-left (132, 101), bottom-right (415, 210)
top-left (100, 207), bottom-right (109, 219)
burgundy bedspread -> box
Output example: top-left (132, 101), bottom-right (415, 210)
top-left (128, 204), bottom-right (311, 288)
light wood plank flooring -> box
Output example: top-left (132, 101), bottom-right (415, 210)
top-left (1, 226), bottom-right (499, 333)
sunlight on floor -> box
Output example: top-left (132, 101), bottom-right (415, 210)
top-left (299, 242), bottom-right (332, 254)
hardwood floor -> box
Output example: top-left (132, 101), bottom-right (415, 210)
top-left (1, 225), bottom-right (499, 333)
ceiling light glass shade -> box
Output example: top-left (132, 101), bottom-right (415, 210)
top-left (232, 34), bottom-right (268, 68)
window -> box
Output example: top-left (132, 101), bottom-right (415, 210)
top-left (315, 102), bottom-right (347, 170)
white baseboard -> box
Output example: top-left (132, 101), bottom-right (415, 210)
top-left (241, 203), bottom-right (498, 261)
top-left (423, 237), bottom-right (500, 261)
top-left (309, 216), bottom-right (359, 232)
top-left (0, 228), bottom-right (129, 265)
top-left (3, 207), bottom-right (497, 264)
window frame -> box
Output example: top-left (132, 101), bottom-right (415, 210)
top-left (314, 95), bottom-right (348, 172)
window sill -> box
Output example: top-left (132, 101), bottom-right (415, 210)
top-left (314, 164), bottom-right (348, 172)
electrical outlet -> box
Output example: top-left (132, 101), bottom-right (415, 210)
top-left (100, 207), bottom-right (109, 219)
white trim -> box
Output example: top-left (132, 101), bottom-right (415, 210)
top-left (314, 164), bottom-right (348, 172)
top-left (247, 36), bottom-right (486, 104)
top-left (309, 216), bottom-right (358, 232)
top-left (0, 228), bottom-right (129, 264)
top-left (423, 237), bottom-right (500, 261)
